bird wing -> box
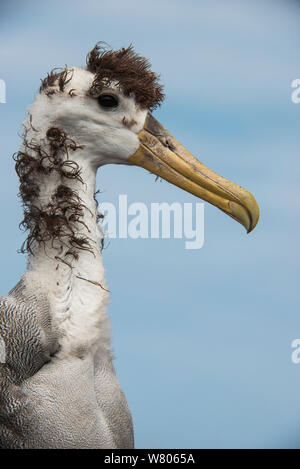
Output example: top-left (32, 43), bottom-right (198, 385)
top-left (0, 278), bottom-right (133, 448)
top-left (0, 277), bottom-right (58, 448)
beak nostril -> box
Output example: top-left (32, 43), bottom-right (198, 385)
top-left (164, 139), bottom-right (175, 151)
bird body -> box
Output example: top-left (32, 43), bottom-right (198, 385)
top-left (0, 67), bottom-right (137, 448)
top-left (0, 44), bottom-right (259, 448)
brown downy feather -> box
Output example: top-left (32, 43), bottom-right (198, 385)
top-left (14, 126), bottom-right (93, 256)
top-left (86, 43), bottom-right (164, 111)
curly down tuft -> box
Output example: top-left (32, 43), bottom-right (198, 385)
top-left (86, 43), bottom-right (164, 111)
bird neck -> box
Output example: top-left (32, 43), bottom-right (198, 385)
top-left (17, 123), bottom-right (111, 357)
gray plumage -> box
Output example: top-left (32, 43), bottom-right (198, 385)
top-left (0, 278), bottom-right (133, 448)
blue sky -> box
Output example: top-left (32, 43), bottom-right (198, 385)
top-left (0, 0), bottom-right (300, 448)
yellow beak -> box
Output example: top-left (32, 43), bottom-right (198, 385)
top-left (129, 113), bottom-right (259, 233)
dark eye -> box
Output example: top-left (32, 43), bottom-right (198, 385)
top-left (98, 94), bottom-right (118, 109)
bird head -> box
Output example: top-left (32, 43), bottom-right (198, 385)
top-left (34, 43), bottom-right (259, 233)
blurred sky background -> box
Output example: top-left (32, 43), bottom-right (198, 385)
top-left (0, 0), bottom-right (300, 449)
